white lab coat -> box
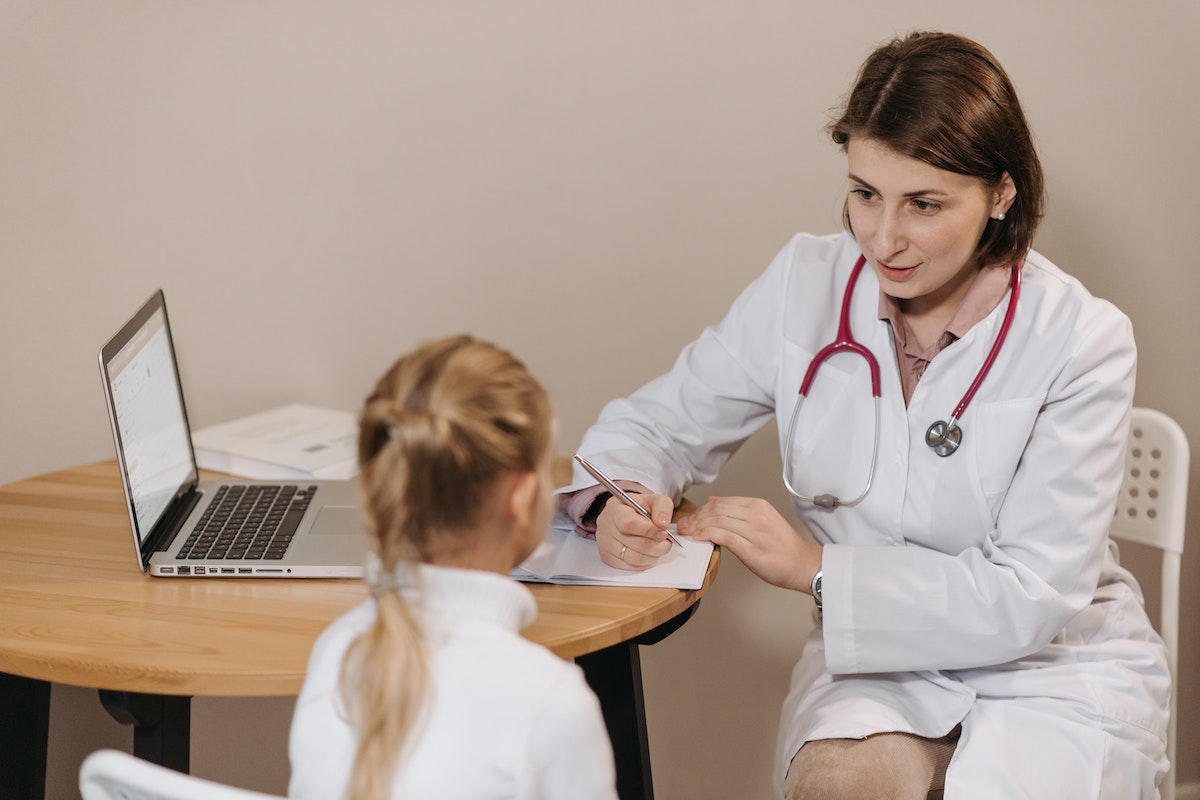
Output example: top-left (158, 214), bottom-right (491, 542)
top-left (567, 232), bottom-right (1169, 799)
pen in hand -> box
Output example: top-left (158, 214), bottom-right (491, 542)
top-left (573, 454), bottom-right (682, 548)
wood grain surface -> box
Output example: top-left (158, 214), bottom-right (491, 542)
top-left (0, 461), bottom-right (717, 696)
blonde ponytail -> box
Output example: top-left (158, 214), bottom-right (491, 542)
top-left (338, 335), bottom-right (552, 800)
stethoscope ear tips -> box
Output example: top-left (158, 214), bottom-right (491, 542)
top-left (925, 420), bottom-right (962, 458)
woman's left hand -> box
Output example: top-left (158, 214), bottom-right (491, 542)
top-left (678, 495), bottom-right (820, 594)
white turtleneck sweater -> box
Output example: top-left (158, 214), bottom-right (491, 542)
top-left (288, 563), bottom-right (617, 799)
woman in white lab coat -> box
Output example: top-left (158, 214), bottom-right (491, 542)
top-left (558, 32), bottom-right (1169, 799)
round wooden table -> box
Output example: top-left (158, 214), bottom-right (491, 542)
top-left (0, 460), bottom-right (718, 799)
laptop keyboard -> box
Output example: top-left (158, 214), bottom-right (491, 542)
top-left (176, 484), bottom-right (317, 561)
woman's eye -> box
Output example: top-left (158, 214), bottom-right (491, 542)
top-left (851, 188), bottom-right (875, 202)
top-left (912, 199), bottom-right (941, 213)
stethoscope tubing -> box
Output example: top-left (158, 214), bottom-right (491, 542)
top-left (782, 253), bottom-right (1022, 506)
top-left (945, 262), bottom-right (1022, 428)
top-left (784, 255), bottom-right (881, 508)
top-left (798, 256), bottom-right (882, 399)
top-left (783, 393), bottom-right (880, 508)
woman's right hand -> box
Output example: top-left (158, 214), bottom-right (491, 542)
top-left (595, 492), bottom-right (675, 571)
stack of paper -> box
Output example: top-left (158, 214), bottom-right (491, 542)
top-left (192, 404), bottom-right (359, 481)
top-left (513, 521), bottom-right (713, 590)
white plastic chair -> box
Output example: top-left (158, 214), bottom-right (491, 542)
top-left (1109, 407), bottom-right (1189, 800)
top-left (79, 749), bottom-right (285, 800)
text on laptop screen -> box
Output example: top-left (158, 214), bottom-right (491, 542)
top-left (105, 308), bottom-right (194, 543)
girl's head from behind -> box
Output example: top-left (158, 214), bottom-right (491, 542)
top-left (357, 334), bottom-right (555, 571)
top-left (341, 335), bottom-right (554, 800)
top-left (830, 31), bottom-right (1045, 268)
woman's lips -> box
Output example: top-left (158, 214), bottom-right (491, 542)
top-left (878, 262), bottom-right (917, 282)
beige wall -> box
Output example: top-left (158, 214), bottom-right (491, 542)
top-left (3, 2), bottom-right (1198, 797)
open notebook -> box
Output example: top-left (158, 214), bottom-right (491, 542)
top-left (513, 521), bottom-right (713, 590)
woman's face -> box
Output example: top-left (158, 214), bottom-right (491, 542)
top-left (846, 138), bottom-right (1013, 321)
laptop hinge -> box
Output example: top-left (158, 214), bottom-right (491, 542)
top-left (144, 487), bottom-right (202, 558)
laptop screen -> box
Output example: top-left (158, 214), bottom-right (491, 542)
top-left (101, 292), bottom-right (197, 546)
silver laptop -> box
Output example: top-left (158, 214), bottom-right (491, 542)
top-left (99, 289), bottom-right (367, 578)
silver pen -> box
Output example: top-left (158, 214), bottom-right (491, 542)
top-left (573, 453), bottom-right (682, 548)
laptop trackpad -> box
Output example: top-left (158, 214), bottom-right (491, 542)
top-left (310, 506), bottom-right (364, 536)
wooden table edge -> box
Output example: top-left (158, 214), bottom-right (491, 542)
top-left (0, 460), bottom-right (720, 696)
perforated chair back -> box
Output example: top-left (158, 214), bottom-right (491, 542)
top-left (80, 749), bottom-right (285, 800)
top-left (1109, 407), bottom-right (1189, 800)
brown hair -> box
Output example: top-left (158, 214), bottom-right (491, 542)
top-left (338, 334), bottom-right (554, 800)
top-left (830, 31), bottom-right (1045, 268)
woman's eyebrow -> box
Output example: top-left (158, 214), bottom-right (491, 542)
top-left (847, 173), bottom-right (951, 197)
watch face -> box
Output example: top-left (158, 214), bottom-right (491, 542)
top-left (812, 573), bottom-right (823, 606)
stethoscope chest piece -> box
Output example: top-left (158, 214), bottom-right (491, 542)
top-left (925, 419), bottom-right (962, 457)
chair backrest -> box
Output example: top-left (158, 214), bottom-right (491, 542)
top-left (80, 749), bottom-right (286, 800)
top-left (1109, 407), bottom-right (1189, 800)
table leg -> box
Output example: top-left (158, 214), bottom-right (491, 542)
top-left (578, 641), bottom-right (653, 800)
top-left (0, 672), bottom-right (50, 800)
top-left (575, 601), bottom-right (703, 800)
top-left (98, 690), bottom-right (191, 772)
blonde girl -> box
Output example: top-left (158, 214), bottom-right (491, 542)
top-left (289, 335), bottom-right (616, 799)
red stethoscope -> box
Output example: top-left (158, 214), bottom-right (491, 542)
top-left (782, 254), bottom-right (1022, 508)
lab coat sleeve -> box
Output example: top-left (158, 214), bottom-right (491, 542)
top-left (567, 240), bottom-right (797, 499)
top-left (822, 300), bottom-right (1137, 674)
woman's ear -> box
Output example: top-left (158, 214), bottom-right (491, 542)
top-left (993, 173), bottom-right (1017, 218)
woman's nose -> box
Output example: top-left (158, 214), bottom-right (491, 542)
top-left (874, 208), bottom-right (906, 258)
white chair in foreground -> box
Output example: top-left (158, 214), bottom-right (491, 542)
top-left (80, 749), bottom-right (285, 800)
top-left (1109, 407), bottom-right (1189, 800)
